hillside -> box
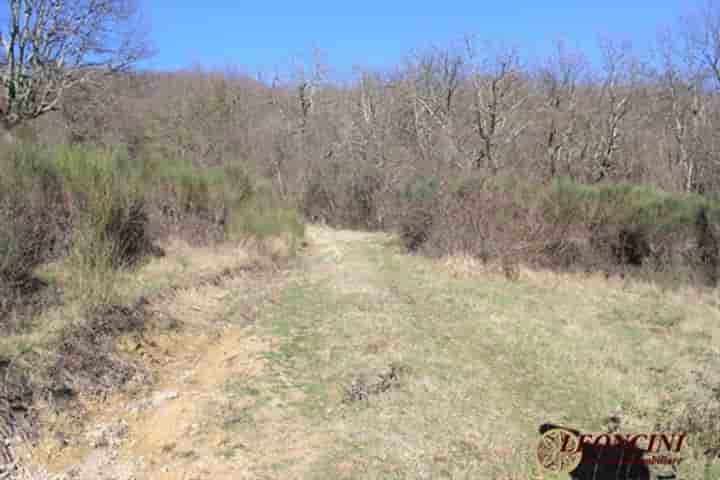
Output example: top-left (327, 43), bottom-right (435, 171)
top-left (10, 226), bottom-right (720, 479)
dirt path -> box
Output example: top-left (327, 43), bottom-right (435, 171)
top-left (18, 227), bottom-right (720, 479)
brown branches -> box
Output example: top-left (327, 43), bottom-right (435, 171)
top-left (0, 0), bottom-right (151, 131)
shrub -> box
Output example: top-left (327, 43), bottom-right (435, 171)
top-left (656, 371), bottom-right (720, 472)
top-left (347, 168), bottom-right (383, 229)
top-left (397, 176), bottom-right (440, 252)
top-left (301, 161), bottom-right (388, 230)
top-left (226, 179), bottom-right (305, 253)
top-left (0, 146), bottom-right (67, 285)
top-left (399, 208), bottom-right (434, 252)
top-left (0, 139), bottom-right (303, 320)
top-left (694, 206), bottom-right (719, 287)
top-left (401, 175), bottom-right (720, 284)
top-left (145, 158), bottom-right (255, 244)
top-left (420, 176), bottom-right (539, 262)
top-left (302, 163), bottom-right (341, 225)
top-left (51, 146), bottom-right (153, 269)
top-left (544, 179), bottom-right (720, 276)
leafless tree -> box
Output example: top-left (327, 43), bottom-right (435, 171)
top-left (536, 40), bottom-right (587, 179)
top-left (353, 70), bottom-right (394, 168)
top-left (673, 0), bottom-right (720, 192)
top-left (656, 26), bottom-right (711, 192)
top-left (588, 39), bottom-right (639, 182)
top-left (686, 0), bottom-right (720, 88)
top-left (464, 39), bottom-right (528, 172)
top-left (267, 49), bottom-right (339, 199)
top-left (404, 45), bottom-right (464, 168)
top-left (0, 0), bottom-right (149, 133)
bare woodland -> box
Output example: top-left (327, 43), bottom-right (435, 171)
top-left (10, 4), bottom-right (719, 191)
top-left (4, 0), bottom-right (720, 283)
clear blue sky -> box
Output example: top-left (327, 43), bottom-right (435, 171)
top-left (142, 0), bottom-right (691, 78)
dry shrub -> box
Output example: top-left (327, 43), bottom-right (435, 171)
top-left (148, 161), bottom-right (255, 245)
top-left (656, 371), bottom-right (720, 466)
top-left (104, 199), bottom-right (159, 267)
top-left (302, 163), bottom-right (340, 225)
top-left (302, 162), bottom-right (386, 230)
top-left (541, 240), bottom-right (585, 270)
top-left (347, 169), bottom-right (384, 229)
top-left (0, 147), bottom-right (70, 318)
top-left (693, 206), bottom-right (719, 287)
top-left (0, 204), bottom-right (58, 286)
top-left (399, 208), bottom-right (434, 252)
top-left (51, 301), bottom-right (147, 389)
top-left (422, 176), bottom-right (541, 264)
top-left (343, 363), bottom-right (409, 404)
top-left (442, 253), bottom-right (486, 278)
top-left (397, 175), bottom-right (440, 252)
top-left (407, 176), bottom-right (720, 286)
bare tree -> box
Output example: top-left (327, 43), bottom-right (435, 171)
top-left (0, 0), bottom-right (149, 133)
top-left (536, 40), bottom-right (587, 179)
top-left (588, 39), bottom-right (639, 182)
top-left (354, 70), bottom-right (396, 168)
top-left (464, 39), bottom-right (528, 172)
top-left (656, 26), bottom-right (711, 192)
top-left (675, 0), bottom-right (720, 192)
top-left (686, 0), bottom-right (720, 88)
top-left (267, 49), bottom-right (337, 199)
top-left (406, 45), bottom-right (464, 168)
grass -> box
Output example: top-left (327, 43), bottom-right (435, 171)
top-left (16, 225), bottom-right (720, 479)
top-left (220, 226), bottom-right (720, 479)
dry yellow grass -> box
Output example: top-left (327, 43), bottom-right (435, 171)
top-left (12, 227), bottom-right (720, 479)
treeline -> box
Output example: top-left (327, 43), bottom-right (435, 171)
top-left (15, 3), bottom-right (720, 286)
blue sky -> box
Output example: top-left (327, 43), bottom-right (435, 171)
top-left (142, 1), bottom-right (691, 78)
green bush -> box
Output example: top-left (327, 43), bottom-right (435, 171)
top-left (50, 146), bottom-right (151, 269)
top-left (547, 178), bottom-right (720, 236)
